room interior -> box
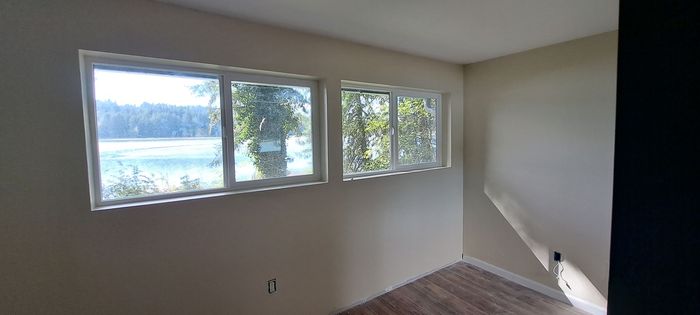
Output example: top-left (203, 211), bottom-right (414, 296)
top-left (1, 0), bottom-right (697, 314)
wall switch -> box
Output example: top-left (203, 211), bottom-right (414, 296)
top-left (267, 279), bottom-right (277, 294)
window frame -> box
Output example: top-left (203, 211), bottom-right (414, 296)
top-left (341, 82), bottom-right (443, 180)
top-left (80, 51), bottom-right (322, 210)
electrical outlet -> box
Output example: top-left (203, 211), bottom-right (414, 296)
top-left (553, 251), bottom-right (562, 262)
top-left (267, 279), bottom-right (277, 294)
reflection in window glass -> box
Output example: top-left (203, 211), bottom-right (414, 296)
top-left (397, 96), bottom-right (438, 165)
top-left (341, 89), bottom-right (391, 174)
top-left (93, 66), bottom-right (223, 201)
top-left (231, 82), bottom-right (313, 181)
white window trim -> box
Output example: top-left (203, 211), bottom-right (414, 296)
top-left (80, 50), bottom-right (323, 210)
top-left (341, 82), bottom-right (444, 180)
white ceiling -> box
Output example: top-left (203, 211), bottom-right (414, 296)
top-left (159, 0), bottom-right (618, 64)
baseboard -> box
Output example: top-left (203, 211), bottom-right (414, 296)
top-left (461, 256), bottom-right (568, 302)
top-left (565, 294), bottom-right (607, 315)
top-left (462, 256), bottom-right (606, 315)
top-left (330, 256), bottom-right (606, 315)
top-left (331, 258), bottom-right (462, 314)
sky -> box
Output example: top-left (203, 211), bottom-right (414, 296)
top-left (94, 68), bottom-right (215, 106)
top-left (94, 67), bottom-right (312, 107)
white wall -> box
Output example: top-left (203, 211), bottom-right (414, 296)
top-left (0, 0), bottom-right (463, 314)
top-left (463, 32), bottom-right (617, 308)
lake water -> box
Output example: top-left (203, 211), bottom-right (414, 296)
top-left (98, 137), bottom-right (313, 192)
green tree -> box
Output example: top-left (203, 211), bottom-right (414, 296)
top-left (397, 97), bottom-right (437, 164)
top-left (231, 84), bottom-right (306, 178)
top-left (102, 165), bottom-right (159, 200)
top-left (190, 81), bottom-right (222, 137)
top-left (95, 100), bottom-right (219, 138)
top-left (178, 175), bottom-right (202, 190)
top-left (102, 167), bottom-right (208, 200)
top-left (341, 91), bottom-right (390, 173)
top-left (192, 82), bottom-right (308, 178)
top-left (191, 81), bottom-right (225, 169)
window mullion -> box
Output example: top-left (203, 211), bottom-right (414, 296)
top-left (436, 96), bottom-right (443, 166)
top-left (390, 91), bottom-right (399, 170)
top-left (222, 74), bottom-right (236, 188)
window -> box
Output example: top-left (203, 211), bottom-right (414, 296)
top-left (81, 52), bottom-right (321, 208)
top-left (231, 82), bottom-right (314, 182)
top-left (341, 89), bottom-right (391, 174)
top-left (397, 96), bottom-right (439, 165)
top-left (342, 84), bottom-right (442, 178)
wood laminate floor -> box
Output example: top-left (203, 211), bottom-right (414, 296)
top-left (340, 262), bottom-right (589, 315)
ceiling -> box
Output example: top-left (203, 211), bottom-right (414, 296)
top-left (158, 0), bottom-right (618, 64)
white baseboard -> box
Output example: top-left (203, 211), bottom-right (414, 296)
top-left (331, 258), bottom-right (462, 314)
top-left (461, 256), bottom-right (568, 302)
top-left (565, 293), bottom-right (607, 315)
top-left (330, 256), bottom-right (606, 315)
top-left (462, 256), bottom-right (606, 315)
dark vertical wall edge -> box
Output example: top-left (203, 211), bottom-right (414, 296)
top-left (608, 0), bottom-right (700, 314)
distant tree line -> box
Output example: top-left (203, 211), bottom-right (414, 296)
top-left (96, 100), bottom-right (221, 138)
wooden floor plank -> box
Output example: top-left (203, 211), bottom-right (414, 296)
top-left (439, 265), bottom-right (551, 314)
top-left (447, 264), bottom-right (584, 315)
top-left (339, 262), bottom-right (588, 315)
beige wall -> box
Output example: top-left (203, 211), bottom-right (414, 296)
top-left (463, 32), bottom-right (617, 308)
top-left (0, 0), bottom-right (463, 314)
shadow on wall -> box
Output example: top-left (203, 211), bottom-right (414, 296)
top-left (467, 31), bottom-right (618, 313)
top-left (484, 184), bottom-right (607, 310)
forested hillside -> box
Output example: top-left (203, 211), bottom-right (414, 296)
top-left (96, 100), bottom-right (220, 138)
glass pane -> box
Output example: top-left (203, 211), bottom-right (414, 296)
top-left (397, 96), bottom-right (438, 165)
top-left (93, 65), bottom-right (224, 201)
top-left (231, 82), bottom-right (313, 181)
top-left (341, 89), bottom-right (391, 174)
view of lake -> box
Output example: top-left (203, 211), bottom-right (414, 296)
top-left (98, 137), bottom-right (313, 192)
top-left (92, 66), bottom-right (315, 201)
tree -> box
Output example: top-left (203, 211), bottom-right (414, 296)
top-left (341, 93), bottom-right (437, 172)
top-left (190, 80), bottom-right (222, 137)
top-left (102, 165), bottom-right (159, 200)
top-left (192, 82), bottom-right (308, 178)
top-left (95, 100), bottom-right (218, 139)
top-left (102, 166), bottom-right (207, 200)
top-left (231, 84), bottom-right (307, 178)
top-left (397, 97), bottom-right (436, 164)
top-left (341, 92), bottom-right (390, 173)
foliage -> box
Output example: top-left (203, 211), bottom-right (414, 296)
top-left (231, 84), bottom-right (307, 179)
top-left (102, 165), bottom-right (160, 200)
top-left (99, 81), bottom-right (309, 199)
top-left (190, 80), bottom-right (223, 138)
top-left (189, 82), bottom-right (224, 167)
top-left (341, 91), bottom-right (390, 173)
top-left (96, 100), bottom-right (220, 138)
top-left (187, 82), bottom-right (309, 178)
top-left (397, 97), bottom-right (437, 164)
top-left (178, 175), bottom-right (202, 190)
top-left (341, 92), bottom-right (437, 173)
top-left (102, 165), bottom-right (207, 200)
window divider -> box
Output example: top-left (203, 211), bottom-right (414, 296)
top-left (222, 74), bottom-right (236, 188)
top-left (436, 96), bottom-right (443, 167)
top-left (390, 91), bottom-right (399, 171)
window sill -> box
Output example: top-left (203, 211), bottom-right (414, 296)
top-left (343, 166), bottom-right (450, 182)
top-left (92, 180), bottom-right (328, 212)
